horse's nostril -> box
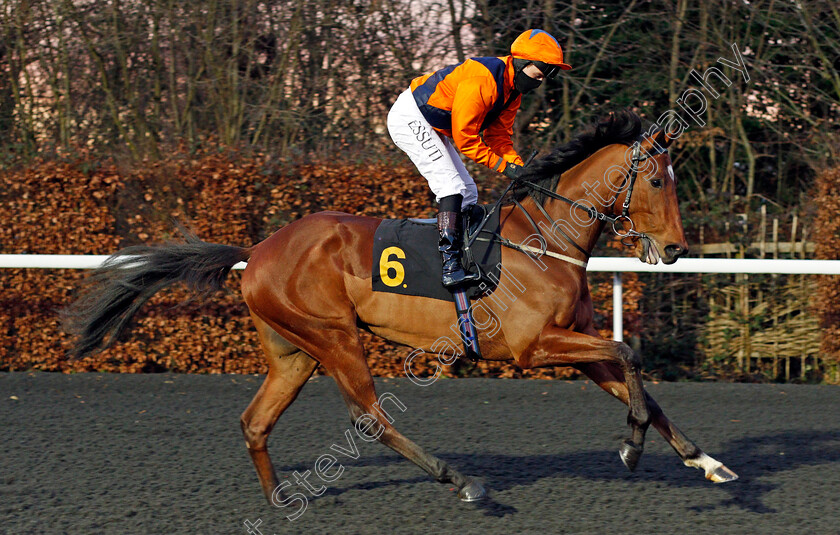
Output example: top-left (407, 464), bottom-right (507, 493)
top-left (665, 244), bottom-right (687, 257)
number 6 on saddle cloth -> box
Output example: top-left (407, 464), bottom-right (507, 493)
top-left (371, 204), bottom-right (502, 361)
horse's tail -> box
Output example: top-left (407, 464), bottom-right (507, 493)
top-left (63, 230), bottom-right (251, 359)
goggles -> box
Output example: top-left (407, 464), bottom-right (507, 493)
top-left (531, 60), bottom-right (561, 79)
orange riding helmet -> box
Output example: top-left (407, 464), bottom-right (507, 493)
top-left (510, 29), bottom-right (572, 78)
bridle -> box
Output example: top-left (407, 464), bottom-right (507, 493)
top-left (517, 133), bottom-right (668, 242)
top-left (466, 132), bottom-right (669, 268)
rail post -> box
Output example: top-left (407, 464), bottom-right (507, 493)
top-left (613, 272), bottom-right (623, 342)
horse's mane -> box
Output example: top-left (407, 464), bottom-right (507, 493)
top-left (513, 109), bottom-right (643, 206)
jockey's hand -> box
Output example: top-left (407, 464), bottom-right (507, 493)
top-left (502, 162), bottom-right (524, 180)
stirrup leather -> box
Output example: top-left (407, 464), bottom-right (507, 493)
top-left (453, 287), bottom-right (482, 361)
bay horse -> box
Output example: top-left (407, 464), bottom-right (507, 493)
top-left (65, 110), bottom-right (737, 505)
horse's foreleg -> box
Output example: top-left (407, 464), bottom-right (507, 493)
top-left (323, 339), bottom-right (486, 501)
top-left (517, 325), bottom-right (651, 470)
top-left (578, 361), bottom-right (738, 483)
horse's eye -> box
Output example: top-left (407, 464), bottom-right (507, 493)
top-left (651, 179), bottom-right (662, 189)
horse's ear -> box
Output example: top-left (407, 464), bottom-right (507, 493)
top-left (654, 128), bottom-right (674, 148)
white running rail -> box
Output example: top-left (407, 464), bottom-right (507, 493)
top-left (2, 255), bottom-right (839, 342)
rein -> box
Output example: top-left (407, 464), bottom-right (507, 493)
top-left (468, 133), bottom-right (668, 269)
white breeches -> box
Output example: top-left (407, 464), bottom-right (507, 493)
top-left (387, 89), bottom-right (478, 210)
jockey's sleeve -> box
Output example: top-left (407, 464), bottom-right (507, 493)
top-left (451, 77), bottom-right (513, 173)
top-left (483, 95), bottom-right (524, 166)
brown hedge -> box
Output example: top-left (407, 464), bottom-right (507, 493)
top-left (814, 165), bottom-right (840, 370)
top-left (0, 151), bottom-right (640, 378)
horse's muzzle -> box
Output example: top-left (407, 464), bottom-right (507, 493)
top-left (662, 243), bottom-right (688, 264)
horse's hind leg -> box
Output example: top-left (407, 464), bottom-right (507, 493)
top-left (240, 314), bottom-right (319, 503)
top-left (577, 361), bottom-right (738, 483)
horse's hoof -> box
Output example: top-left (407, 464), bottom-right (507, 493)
top-left (458, 479), bottom-right (486, 502)
top-left (708, 464), bottom-right (739, 484)
top-left (619, 439), bottom-right (643, 472)
top-left (683, 453), bottom-right (739, 483)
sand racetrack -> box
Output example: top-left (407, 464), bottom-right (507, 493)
top-left (2, 373), bottom-right (839, 534)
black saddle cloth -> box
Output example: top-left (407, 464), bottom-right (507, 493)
top-left (371, 205), bottom-right (501, 302)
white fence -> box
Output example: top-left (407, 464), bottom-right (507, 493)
top-left (2, 255), bottom-right (839, 342)
top-left (585, 258), bottom-right (840, 342)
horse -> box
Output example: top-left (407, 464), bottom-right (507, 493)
top-left (64, 110), bottom-right (738, 505)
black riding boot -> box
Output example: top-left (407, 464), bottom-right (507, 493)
top-left (437, 194), bottom-right (480, 288)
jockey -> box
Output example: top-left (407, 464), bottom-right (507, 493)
top-left (387, 29), bottom-right (572, 288)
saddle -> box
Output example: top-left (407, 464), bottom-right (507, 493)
top-left (371, 205), bottom-right (502, 302)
